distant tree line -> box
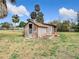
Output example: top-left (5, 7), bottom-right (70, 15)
top-left (49, 18), bottom-right (79, 32)
top-left (1, 21), bottom-right (25, 30)
top-left (48, 12), bottom-right (79, 32)
top-left (1, 17), bottom-right (79, 32)
top-left (0, 21), bottom-right (26, 30)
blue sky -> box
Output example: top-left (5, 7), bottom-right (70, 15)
top-left (0, 0), bottom-right (79, 23)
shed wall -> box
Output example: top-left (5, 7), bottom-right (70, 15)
top-left (25, 22), bottom-right (38, 38)
top-left (38, 27), bottom-right (47, 37)
top-left (46, 26), bottom-right (54, 35)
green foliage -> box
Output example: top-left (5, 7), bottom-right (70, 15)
top-left (41, 52), bottom-right (49, 57)
top-left (50, 46), bottom-right (58, 56)
top-left (75, 17), bottom-right (79, 32)
top-left (35, 4), bottom-right (40, 12)
top-left (1, 22), bottom-right (10, 29)
top-left (30, 12), bottom-right (36, 19)
top-left (10, 0), bottom-right (16, 3)
top-left (10, 53), bottom-right (19, 59)
top-left (19, 21), bottom-right (26, 27)
top-left (27, 18), bottom-right (31, 21)
top-left (12, 15), bottom-right (20, 28)
top-left (61, 20), bottom-right (70, 32)
top-left (75, 54), bottom-right (79, 59)
top-left (75, 25), bottom-right (79, 32)
top-left (36, 12), bottom-right (44, 23)
top-left (49, 20), bottom-right (72, 32)
top-left (29, 4), bottom-right (44, 23)
top-left (60, 33), bottom-right (67, 42)
top-left (12, 15), bottom-right (19, 23)
top-left (49, 20), bottom-right (62, 31)
top-left (76, 12), bottom-right (79, 32)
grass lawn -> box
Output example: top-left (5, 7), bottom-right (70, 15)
top-left (0, 30), bottom-right (79, 59)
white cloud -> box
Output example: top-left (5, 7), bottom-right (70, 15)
top-left (59, 7), bottom-right (77, 19)
top-left (6, 0), bottom-right (30, 17)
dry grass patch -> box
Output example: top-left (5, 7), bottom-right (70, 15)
top-left (0, 31), bottom-right (79, 59)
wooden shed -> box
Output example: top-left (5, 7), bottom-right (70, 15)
top-left (24, 21), bottom-right (57, 38)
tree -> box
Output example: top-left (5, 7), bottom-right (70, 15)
top-left (76, 12), bottom-right (79, 32)
top-left (19, 21), bottom-right (26, 28)
top-left (35, 4), bottom-right (44, 23)
top-left (30, 12), bottom-right (36, 19)
top-left (1, 22), bottom-right (10, 29)
top-left (49, 20), bottom-right (62, 32)
top-left (36, 12), bottom-right (44, 23)
top-left (12, 15), bottom-right (20, 28)
top-left (29, 4), bottom-right (44, 23)
top-left (0, 0), bottom-right (16, 18)
top-left (77, 12), bottom-right (79, 25)
top-left (61, 20), bottom-right (70, 32)
top-left (10, 0), bottom-right (16, 3)
top-left (27, 18), bottom-right (31, 21)
top-left (49, 20), bottom-right (71, 32)
top-left (35, 4), bottom-right (40, 12)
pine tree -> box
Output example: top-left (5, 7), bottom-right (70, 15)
top-left (29, 4), bottom-right (44, 23)
top-left (35, 4), bottom-right (44, 23)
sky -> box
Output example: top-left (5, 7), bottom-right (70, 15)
top-left (0, 0), bottom-right (79, 23)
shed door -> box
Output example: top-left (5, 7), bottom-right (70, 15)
top-left (29, 24), bottom-right (32, 37)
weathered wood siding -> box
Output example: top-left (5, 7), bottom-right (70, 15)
top-left (38, 27), bottom-right (47, 37)
top-left (24, 21), bottom-right (56, 38)
top-left (25, 22), bottom-right (38, 38)
top-left (46, 26), bottom-right (54, 35)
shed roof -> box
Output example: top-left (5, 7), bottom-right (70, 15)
top-left (43, 23), bottom-right (57, 28)
top-left (34, 22), bottom-right (48, 28)
top-left (26, 21), bottom-right (48, 28)
top-left (25, 21), bottom-right (57, 28)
